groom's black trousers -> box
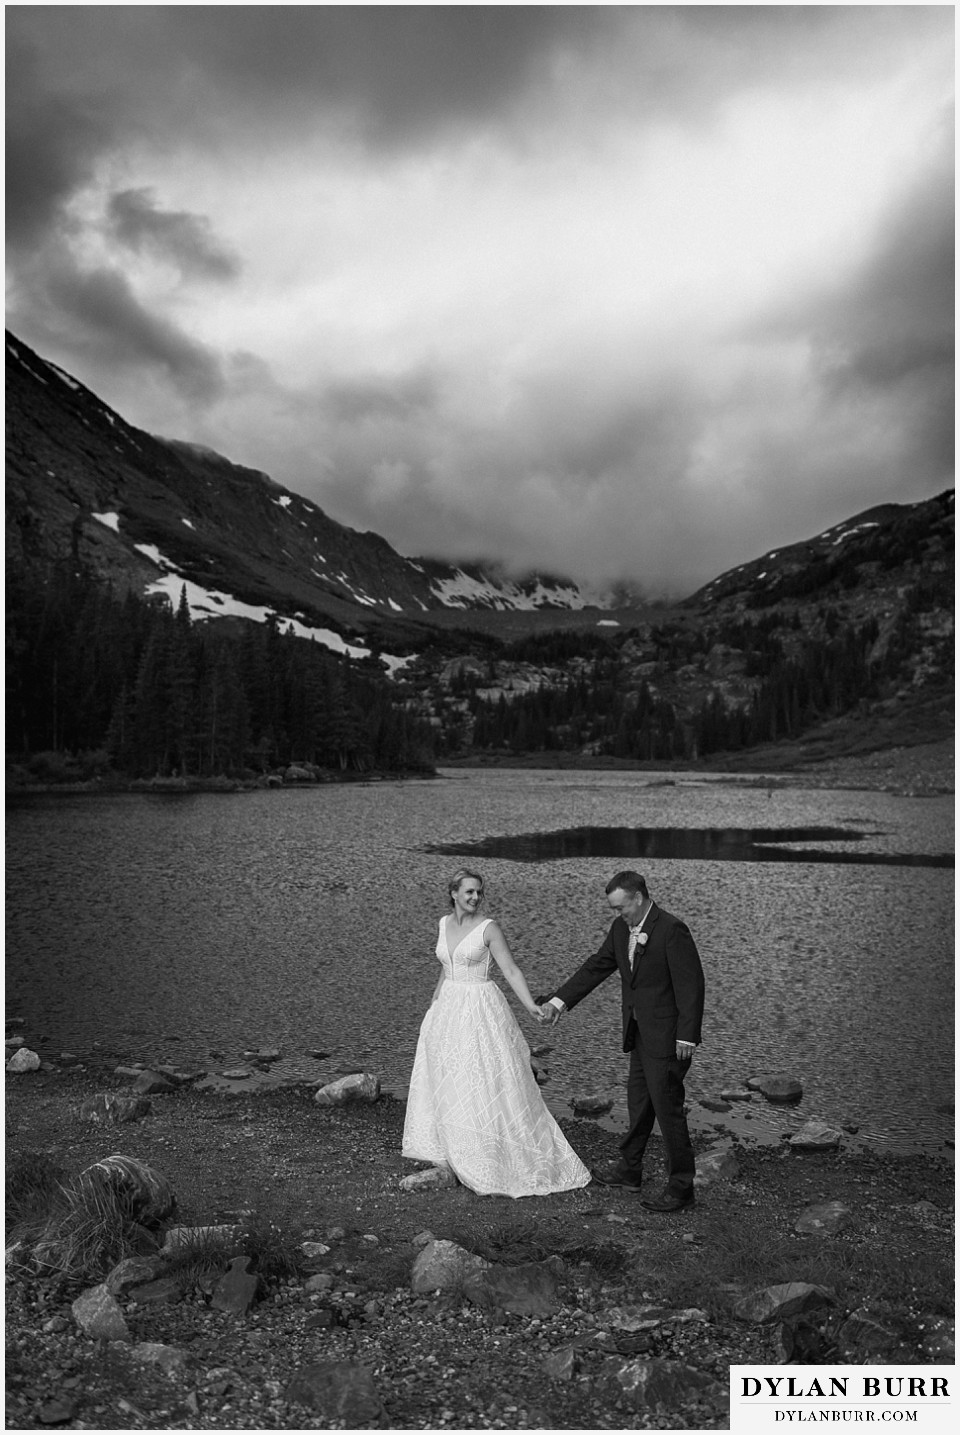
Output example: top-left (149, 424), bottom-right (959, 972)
top-left (620, 1032), bottom-right (695, 1196)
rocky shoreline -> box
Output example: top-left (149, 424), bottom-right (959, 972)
top-left (5, 1055), bottom-right (955, 1431)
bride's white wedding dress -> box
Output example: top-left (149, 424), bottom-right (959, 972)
top-left (401, 917), bottom-right (591, 1197)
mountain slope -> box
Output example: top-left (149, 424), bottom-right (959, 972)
top-left (5, 332), bottom-right (609, 668)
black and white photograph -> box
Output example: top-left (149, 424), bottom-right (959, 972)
top-left (5, 3), bottom-right (954, 1430)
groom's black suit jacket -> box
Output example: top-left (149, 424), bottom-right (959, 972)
top-left (554, 902), bottom-right (705, 1059)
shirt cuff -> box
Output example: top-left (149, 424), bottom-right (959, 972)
top-left (548, 997), bottom-right (566, 1013)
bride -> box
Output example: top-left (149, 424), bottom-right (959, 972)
top-left (401, 868), bottom-right (591, 1197)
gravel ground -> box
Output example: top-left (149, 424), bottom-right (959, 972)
top-left (5, 1067), bottom-right (954, 1431)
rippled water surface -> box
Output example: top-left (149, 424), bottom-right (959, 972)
top-left (6, 770), bottom-right (954, 1154)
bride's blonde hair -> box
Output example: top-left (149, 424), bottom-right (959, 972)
top-left (448, 868), bottom-right (484, 908)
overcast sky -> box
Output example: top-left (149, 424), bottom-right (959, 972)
top-left (6, 3), bottom-right (954, 595)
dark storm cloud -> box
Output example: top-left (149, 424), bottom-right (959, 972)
top-left (4, 29), bottom-right (111, 247)
top-left (107, 188), bottom-right (240, 281)
top-left (46, 264), bottom-right (226, 403)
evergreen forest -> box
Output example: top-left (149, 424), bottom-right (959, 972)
top-left (6, 568), bottom-right (436, 781)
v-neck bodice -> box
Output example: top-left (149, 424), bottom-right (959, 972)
top-left (438, 917), bottom-right (493, 983)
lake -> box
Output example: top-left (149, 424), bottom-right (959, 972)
top-left (5, 769), bottom-right (954, 1156)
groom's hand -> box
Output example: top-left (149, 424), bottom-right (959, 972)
top-left (539, 1003), bottom-right (560, 1028)
top-left (676, 1040), bottom-right (696, 1060)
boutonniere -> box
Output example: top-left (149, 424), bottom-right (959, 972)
top-left (637, 932), bottom-right (648, 947)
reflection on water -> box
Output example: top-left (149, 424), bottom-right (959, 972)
top-left (425, 825), bottom-right (953, 867)
top-left (5, 772), bottom-right (954, 1155)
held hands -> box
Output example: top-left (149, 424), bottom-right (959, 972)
top-left (537, 1003), bottom-right (560, 1028)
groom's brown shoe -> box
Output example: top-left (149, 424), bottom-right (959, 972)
top-left (591, 1161), bottom-right (644, 1192)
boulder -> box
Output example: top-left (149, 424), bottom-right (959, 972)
top-left (734, 1282), bottom-right (833, 1325)
top-left (603, 1356), bottom-right (724, 1409)
top-left (211, 1255), bottom-right (258, 1316)
top-left (461, 1260), bottom-right (559, 1317)
top-left (410, 1238), bottom-right (489, 1293)
top-left (283, 765), bottom-right (315, 783)
top-left (314, 1072), bottom-right (380, 1106)
top-left (79, 1093), bottom-right (152, 1125)
top-left (746, 1075), bottom-right (803, 1103)
top-left (788, 1118), bottom-right (843, 1152)
top-left (399, 1166), bottom-right (458, 1192)
top-left (286, 1360), bottom-right (387, 1425)
top-left (695, 1142), bottom-right (740, 1186)
top-left (71, 1284), bottom-right (130, 1342)
top-left (6, 1047), bottom-right (41, 1073)
top-left (794, 1200), bottom-right (851, 1234)
top-left (570, 1093), bottom-right (614, 1117)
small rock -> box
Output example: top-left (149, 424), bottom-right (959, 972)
top-left (221, 1067), bottom-right (254, 1080)
top-left (211, 1256), bottom-right (258, 1316)
top-left (695, 1142), bottom-right (740, 1186)
top-left (38, 1397), bottom-right (76, 1425)
top-left (128, 1275), bottom-right (185, 1306)
top-left (300, 1241), bottom-right (331, 1258)
top-left (114, 1065), bottom-right (145, 1079)
top-left (400, 1166), bottom-right (458, 1192)
top-left (127, 1342), bottom-right (188, 1376)
top-left (734, 1282), bottom-right (833, 1325)
top-left (411, 1230), bottom-right (436, 1248)
top-left (72, 1284), bottom-right (131, 1341)
top-left (543, 1346), bottom-right (578, 1379)
top-left (411, 1239), bottom-right (489, 1293)
top-left (789, 1118), bottom-right (843, 1151)
top-left (131, 1069), bottom-right (177, 1095)
top-left (314, 1072), bottom-right (380, 1106)
top-left (244, 1048), bottom-right (281, 1063)
top-left (104, 1256), bottom-right (162, 1296)
top-left (570, 1093), bottom-right (614, 1117)
top-left (837, 1305), bottom-right (913, 1363)
top-left (720, 1087), bottom-right (753, 1101)
top-left (304, 1273), bottom-right (334, 1293)
top-left (286, 1360), bottom-right (387, 1424)
top-left (747, 1074), bottom-right (803, 1103)
top-left (6, 1047), bottom-right (41, 1073)
top-left (699, 1098), bottom-right (732, 1113)
top-left (794, 1200), bottom-right (851, 1234)
top-left (462, 1261), bottom-right (559, 1317)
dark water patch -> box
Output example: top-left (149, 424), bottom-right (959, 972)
top-left (424, 825), bottom-right (953, 867)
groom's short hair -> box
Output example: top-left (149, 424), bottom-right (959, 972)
top-left (606, 870), bottom-right (648, 899)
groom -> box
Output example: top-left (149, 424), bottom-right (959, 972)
top-left (540, 870), bottom-right (705, 1211)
